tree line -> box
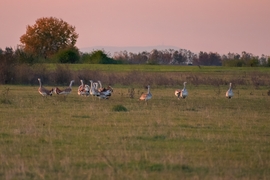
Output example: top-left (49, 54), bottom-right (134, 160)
top-left (1, 16), bottom-right (270, 67)
top-left (2, 45), bottom-right (270, 66)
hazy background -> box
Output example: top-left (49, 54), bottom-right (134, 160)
top-left (1, 0), bottom-right (269, 56)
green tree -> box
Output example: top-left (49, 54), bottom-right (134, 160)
top-left (54, 47), bottom-right (80, 63)
top-left (0, 47), bottom-right (16, 84)
top-left (14, 46), bottom-right (36, 64)
top-left (267, 57), bottom-right (270, 67)
top-left (82, 50), bottom-right (117, 64)
top-left (20, 17), bottom-right (79, 58)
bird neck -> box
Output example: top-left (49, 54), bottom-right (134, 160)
top-left (38, 80), bottom-right (42, 88)
top-left (90, 81), bottom-right (94, 90)
top-left (98, 81), bottom-right (102, 88)
top-left (69, 81), bottom-right (73, 88)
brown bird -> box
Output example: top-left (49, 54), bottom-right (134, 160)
top-left (37, 78), bottom-right (53, 96)
top-left (175, 82), bottom-right (188, 99)
top-left (139, 85), bottom-right (152, 104)
top-left (97, 81), bottom-right (113, 96)
top-left (54, 80), bottom-right (75, 95)
top-left (78, 79), bottom-right (90, 96)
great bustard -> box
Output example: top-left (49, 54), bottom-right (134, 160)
top-left (37, 78), bottom-right (53, 97)
top-left (97, 80), bottom-right (113, 96)
top-left (139, 85), bottom-right (152, 104)
top-left (54, 80), bottom-right (75, 95)
top-left (78, 79), bottom-right (90, 96)
top-left (226, 82), bottom-right (234, 99)
top-left (89, 80), bottom-right (101, 97)
top-left (175, 82), bottom-right (188, 99)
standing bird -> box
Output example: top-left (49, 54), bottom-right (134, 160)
top-left (37, 78), bottom-right (53, 96)
top-left (78, 80), bottom-right (90, 96)
top-left (89, 80), bottom-right (100, 97)
top-left (139, 85), bottom-right (152, 104)
top-left (54, 80), bottom-right (75, 95)
top-left (175, 82), bottom-right (188, 99)
top-left (226, 82), bottom-right (234, 99)
top-left (97, 80), bottom-right (113, 96)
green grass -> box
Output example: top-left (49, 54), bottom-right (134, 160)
top-left (0, 70), bottom-right (270, 179)
top-left (112, 104), bottom-right (128, 112)
top-left (45, 63), bottom-right (270, 72)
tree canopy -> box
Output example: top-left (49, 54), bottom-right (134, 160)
top-left (20, 17), bottom-right (79, 58)
top-left (82, 50), bottom-right (119, 64)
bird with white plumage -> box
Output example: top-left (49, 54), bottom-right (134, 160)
top-left (226, 82), bottom-right (234, 99)
top-left (175, 82), bottom-right (188, 99)
top-left (54, 80), bottom-right (75, 96)
top-left (37, 78), bottom-right (53, 97)
top-left (78, 79), bottom-right (90, 96)
top-left (139, 85), bottom-right (152, 104)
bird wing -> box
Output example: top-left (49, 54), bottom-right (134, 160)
top-left (175, 89), bottom-right (181, 97)
top-left (139, 93), bottom-right (147, 100)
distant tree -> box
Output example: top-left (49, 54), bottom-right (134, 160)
top-left (137, 51), bottom-right (149, 64)
top-left (54, 47), bottom-right (80, 63)
top-left (259, 54), bottom-right (267, 66)
top-left (128, 52), bottom-right (149, 64)
top-left (82, 50), bottom-right (118, 64)
top-left (113, 48), bottom-right (195, 65)
top-left (194, 51), bottom-right (221, 66)
top-left (14, 46), bottom-right (36, 64)
top-left (113, 51), bottom-right (129, 63)
top-left (193, 51), bottom-right (207, 65)
top-left (171, 50), bottom-right (186, 64)
top-left (268, 57), bottom-right (270, 67)
top-left (0, 47), bottom-right (16, 84)
top-left (20, 17), bottom-right (79, 58)
top-left (160, 50), bottom-right (172, 64)
top-left (241, 51), bottom-right (252, 61)
top-left (148, 49), bottom-right (160, 64)
top-left (208, 52), bottom-right (221, 66)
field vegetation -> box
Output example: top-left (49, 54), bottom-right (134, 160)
top-left (0, 65), bottom-right (270, 179)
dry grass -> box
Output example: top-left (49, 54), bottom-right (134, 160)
top-left (0, 83), bottom-right (270, 179)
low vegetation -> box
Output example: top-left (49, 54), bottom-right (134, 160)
top-left (112, 104), bottom-right (128, 112)
top-left (0, 67), bottom-right (270, 179)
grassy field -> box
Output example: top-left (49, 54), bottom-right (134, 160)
top-left (0, 67), bottom-right (270, 179)
top-left (46, 63), bottom-right (270, 72)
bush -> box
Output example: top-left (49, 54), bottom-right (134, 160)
top-left (222, 59), bottom-right (245, 67)
top-left (81, 50), bottom-right (117, 64)
top-left (0, 87), bottom-right (11, 104)
top-left (112, 105), bottom-right (128, 112)
top-left (54, 47), bottom-right (80, 63)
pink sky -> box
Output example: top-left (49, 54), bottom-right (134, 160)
top-left (1, 0), bottom-right (270, 56)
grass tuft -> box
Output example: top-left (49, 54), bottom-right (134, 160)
top-left (112, 104), bottom-right (128, 112)
top-left (0, 87), bottom-right (12, 104)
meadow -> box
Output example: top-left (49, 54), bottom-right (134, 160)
top-left (0, 65), bottom-right (270, 179)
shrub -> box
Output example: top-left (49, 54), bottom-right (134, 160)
top-left (0, 87), bottom-right (11, 104)
top-left (54, 47), bottom-right (80, 63)
top-left (112, 105), bottom-right (128, 112)
top-left (81, 50), bottom-right (117, 64)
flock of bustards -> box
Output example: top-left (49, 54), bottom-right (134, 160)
top-left (37, 78), bottom-right (234, 102)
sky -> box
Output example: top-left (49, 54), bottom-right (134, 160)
top-left (1, 0), bottom-right (270, 56)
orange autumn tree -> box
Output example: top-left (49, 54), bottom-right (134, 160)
top-left (20, 17), bottom-right (79, 58)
